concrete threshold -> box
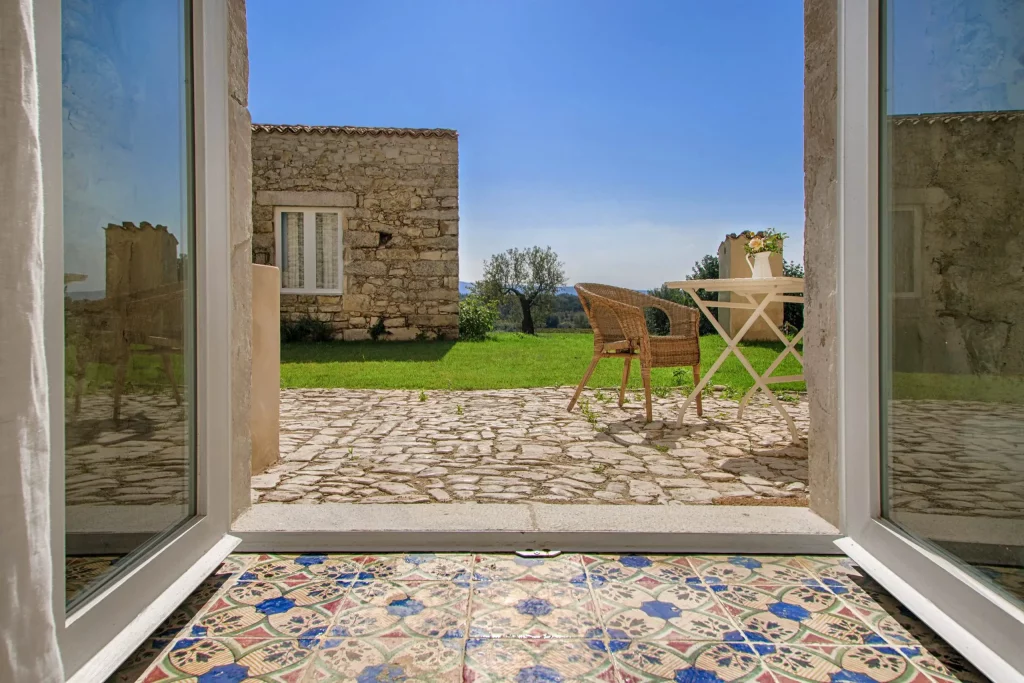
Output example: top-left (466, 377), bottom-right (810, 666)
top-left (232, 503), bottom-right (841, 554)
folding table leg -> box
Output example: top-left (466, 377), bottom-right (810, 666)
top-left (737, 326), bottom-right (805, 419)
top-left (676, 289), bottom-right (775, 427)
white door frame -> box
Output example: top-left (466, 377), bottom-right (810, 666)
top-left (835, 1), bottom-right (1024, 680)
top-left (39, 0), bottom-right (237, 679)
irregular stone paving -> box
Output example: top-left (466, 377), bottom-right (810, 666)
top-left (65, 393), bottom-right (190, 507)
top-left (888, 400), bottom-right (1024, 519)
top-left (253, 388), bottom-right (811, 505)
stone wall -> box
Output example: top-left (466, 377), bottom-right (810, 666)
top-left (251, 125), bottom-right (460, 341)
top-left (803, 0), bottom-right (840, 527)
top-left (228, 0), bottom-right (253, 521)
top-left (889, 112), bottom-right (1024, 376)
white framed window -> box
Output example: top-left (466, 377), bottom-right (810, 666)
top-left (274, 207), bottom-right (344, 294)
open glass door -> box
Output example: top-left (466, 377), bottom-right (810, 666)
top-left (837, 0), bottom-right (1024, 678)
top-left (42, 0), bottom-right (237, 678)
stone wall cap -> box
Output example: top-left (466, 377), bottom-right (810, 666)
top-left (252, 123), bottom-right (458, 138)
top-left (891, 110), bottom-right (1024, 126)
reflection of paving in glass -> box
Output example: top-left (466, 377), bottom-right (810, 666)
top-left (66, 555), bottom-right (120, 604)
top-left (888, 401), bottom-right (1024, 519)
top-left (108, 553), bottom-right (991, 683)
top-left (255, 388), bottom-right (809, 505)
top-left (65, 393), bottom-right (189, 507)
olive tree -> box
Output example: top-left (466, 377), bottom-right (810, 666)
top-left (477, 246), bottom-right (567, 335)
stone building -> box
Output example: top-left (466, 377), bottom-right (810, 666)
top-left (250, 124), bottom-right (460, 341)
top-left (716, 233), bottom-right (786, 341)
top-left (104, 221), bottom-right (180, 297)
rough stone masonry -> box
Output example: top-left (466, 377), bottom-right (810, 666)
top-left (251, 124), bottom-right (460, 340)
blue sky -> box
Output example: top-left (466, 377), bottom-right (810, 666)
top-left (62, 0), bottom-right (190, 293)
top-left (248, 0), bottom-right (805, 288)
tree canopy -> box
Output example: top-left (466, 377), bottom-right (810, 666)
top-left (476, 246), bottom-right (567, 334)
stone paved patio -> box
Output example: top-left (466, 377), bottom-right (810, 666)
top-left (252, 388), bottom-right (811, 505)
top-left (889, 400), bottom-right (1024, 520)
top-left (64, 388), bottom-right (1024, 520)
top-left (66, 393), bottom-right (189, 507)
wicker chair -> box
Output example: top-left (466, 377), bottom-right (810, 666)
top-left (568, 283), bottom-right (702, 423)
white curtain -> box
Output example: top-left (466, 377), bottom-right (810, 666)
top-left (0, 0), bottom-right (65, 681)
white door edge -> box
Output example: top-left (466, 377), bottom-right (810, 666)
top-left (837, 537), bottom-right (1024, 683)
top-left (67, 536), bottom-right (239, 683)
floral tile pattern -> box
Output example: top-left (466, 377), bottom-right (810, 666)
top-left (613, 640), bottom-right (776, 682)
top-left (689, 555), bottom-right (819, 586)
top-left (594, 580), bottom-right (736, 641)
top-left (236, 553), bottom-right (365, 586)
top-left (358, 553), bottom-right (473, 582)
top-left (193, 581), bottom-right (348, 641)
top-left (112, 553), bottom-right (993, 683)
top-left (309, 637), bottom-right (462, 681)
top-left (144, 638), bottom-right (315, 682)
top-left (472, 552), bottom-right (587, 583)
top-left (331, 580), bottom-right (469, 639)
top-left (469, 580), bottom-right (601, 639)
top-left (714, 584), bottom-right (887, 646)
top-left (760, 644), bottom-right (933, 682)
top-left (463, 638), bottom-right (617, 682)
top-left (583, 553), bottom-right (699, 585)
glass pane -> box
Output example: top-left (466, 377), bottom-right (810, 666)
top-left (62, 0), bottom-right (195, 609)
top-left (281, 211), bottom-right (304, 288)
top-left (316, 212), bottom-right (340, 290)
top-left (880, 0), bottom-right (1024, 607)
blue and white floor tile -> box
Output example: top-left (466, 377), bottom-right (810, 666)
top-left (107, 553), bottom-right (991, 682)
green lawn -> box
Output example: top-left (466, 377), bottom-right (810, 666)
top-left (65, 344), bottom-right (185, 396)
top-left (281, 331), bottom-right (807, 394)
top-left (892, 372), bottom-right (1024, 404)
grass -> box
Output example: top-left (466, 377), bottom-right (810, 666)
top-left (281, 331), bottom-right (808, 393)
top-left (892, 372), bottom-right (1024, 404)
top-left (65, 344), bottom-right (185, 396)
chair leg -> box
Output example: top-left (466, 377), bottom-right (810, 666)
top-left (567, 355), bottom-right (601, 412)
top-left (641, 366), bottom-right (653, 423)
top-left (73, 350), bottom-right (87, 418)
top-left (112, 354), bottom-right (128, 425)
top-left (693, 365), bottom-right (703, 417)
top-left (618, 357), bottom-right (631, 406)
top-left (161, 352), bottom-right (182, 406)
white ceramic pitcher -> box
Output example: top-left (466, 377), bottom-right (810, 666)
top-left (745, 251), bottom-right (773, 279)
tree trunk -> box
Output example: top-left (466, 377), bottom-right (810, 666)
top-left (518, 295), bottom-right (536, 334)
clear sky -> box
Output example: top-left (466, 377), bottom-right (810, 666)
top-left (247, 0), bottom-right (805, 289)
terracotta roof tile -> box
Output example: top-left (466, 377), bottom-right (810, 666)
top-left (891, 111), bottom-right (1024, 126)
top-left (251, 123), bottom-right (457, 138)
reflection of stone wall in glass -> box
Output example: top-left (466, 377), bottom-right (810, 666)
top-left (889, 112), bottom-right (1024, 375)
top-left (104, 221), bottom-right (180, 298)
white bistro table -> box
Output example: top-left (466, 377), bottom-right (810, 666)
top-left (664, 277), bottom-right (805, 441)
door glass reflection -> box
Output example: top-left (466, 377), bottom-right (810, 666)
top-left (880, 0), bottom-right (1024, 605)
top-left (62, 0), bottom-right (195, 609)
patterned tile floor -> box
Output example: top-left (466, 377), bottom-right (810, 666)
top-left (108, 553), bottom-right (992, 682)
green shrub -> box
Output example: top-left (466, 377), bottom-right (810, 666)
top-left (369, 317), bottom-right (391, 341)
top-left (281, 315), bottom-right (334, 343)
top-left (459, 295), bottom-right (499, 341)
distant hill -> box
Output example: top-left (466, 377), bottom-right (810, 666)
top-left (66, 290), bottom-right (106, 301)
top-left (459, 281), bottom-right (576, 296)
